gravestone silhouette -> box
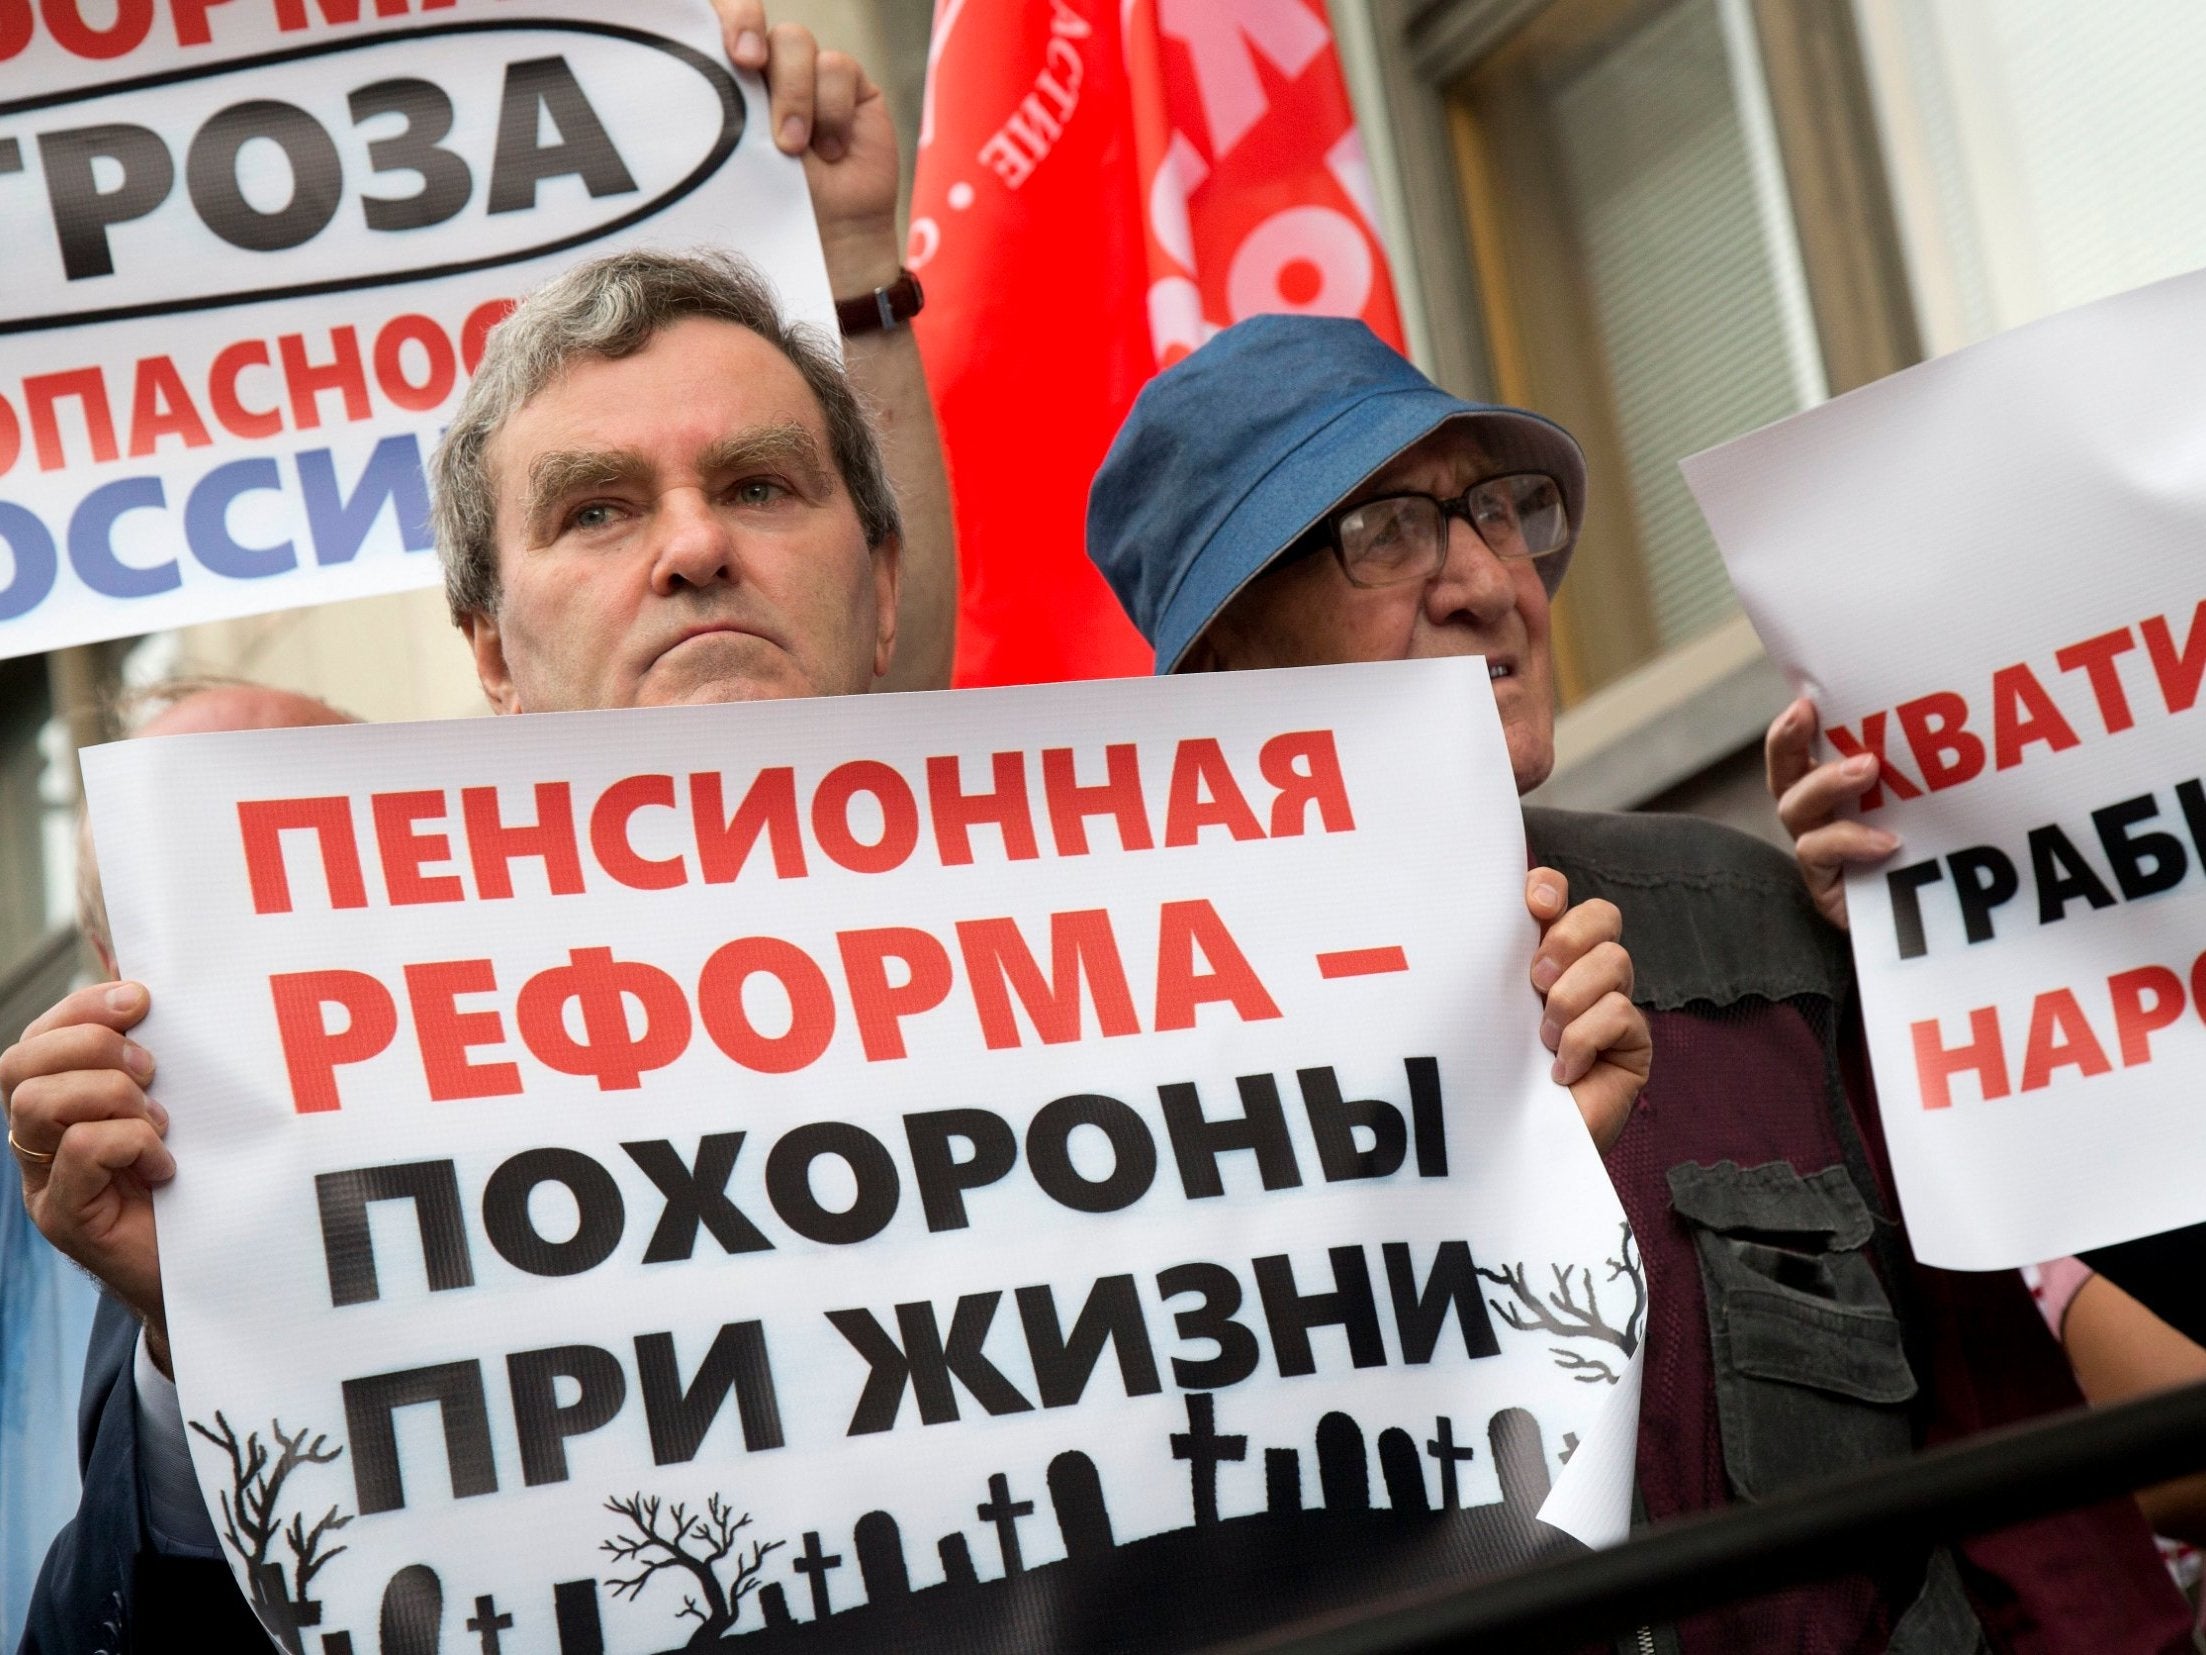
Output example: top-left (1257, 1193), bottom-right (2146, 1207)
top-left (378, 1565), bottom-right (442, 1655)
top-left (1265, 1447), bottom-right (1302, 1512)
top-left (551, 1580), bottom-right (601, 1655)
top-left (1048, 1451), bottom-right (1114, 1559)
top-left (759, 1583), bottom-right (794, 1628)
top-left (1490, 1408), bottom-right (1551, 1510)
top-left (1378, 1428), bottom-right (1430, 1512)
top-left (938, 1532), bottom-right (978, 1587)
top-left (1316, 1412), bottom-right (1370, 1511)
top-left (855, 1511), bottom-right (911, 1600)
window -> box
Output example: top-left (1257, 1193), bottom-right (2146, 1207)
top-left (1859, 0), bottom-right (2206, 352)
top-left (1447, 0), bottom-right (1828, 702)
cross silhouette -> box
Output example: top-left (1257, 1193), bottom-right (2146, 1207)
top-left (1170, 1393), bottom-right (1247, 1525)
top-left (1426, 1414), bottom-right (1477, 1509)
top-left (463, 1597), bottom-right (513, 1650)
top-left (465, 1594), bottom-right (514, 1654)
top-left (248, 1562), bottom-right (306, 1655)
top-left (791, 1531), bottom-right (844, 1618)
top-left (975, 1472), bottom-right (1036, 1573)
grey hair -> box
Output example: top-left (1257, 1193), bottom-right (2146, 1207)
top-left (431, 248), bottom-right (902, 621)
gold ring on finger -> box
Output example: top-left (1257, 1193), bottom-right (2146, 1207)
top-left (8, 1128), bottom-right (56, 1166)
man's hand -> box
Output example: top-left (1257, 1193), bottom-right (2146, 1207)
top-left (3, 982), bottom-right (171, 1365)
top-left (710, 1), bottom-right (958, 692)
top-left (1527, 871), bottom-right (1649, 1154)
top-left (711, 0), bottom-right (900, 290)
top-left (1765, 696), bottom-right (1902, 931)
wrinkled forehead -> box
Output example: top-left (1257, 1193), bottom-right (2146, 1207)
top-left (485, 319), bottom-right (825, 488)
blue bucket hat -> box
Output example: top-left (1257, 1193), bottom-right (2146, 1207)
top-left (1087, 315), bottom-right (1586, 674)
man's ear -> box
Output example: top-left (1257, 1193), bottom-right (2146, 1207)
top-left (460, 610), bottom-right (525, 714)
top-left (870, 532), bottom-right (902, 684)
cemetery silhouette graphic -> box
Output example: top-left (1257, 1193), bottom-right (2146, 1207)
top-left (301, 1394), bottom-right (1582, 1655)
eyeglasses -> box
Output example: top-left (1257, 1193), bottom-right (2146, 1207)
top-left (1316, 473), bottom-right (1571, 589)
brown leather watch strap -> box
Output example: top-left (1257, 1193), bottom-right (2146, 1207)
top-left (836, 269), bottom-right (925, 336)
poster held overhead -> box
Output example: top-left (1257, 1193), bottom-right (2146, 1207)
top-left (0, 0), bottom-right (831, 659)
top-left (1683, 268), bottom-right (2206, 1271)
top-left (85, 659), bottom-right (1639, 1652)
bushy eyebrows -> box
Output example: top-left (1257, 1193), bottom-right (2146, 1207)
top-left (700, 423), bottom-right (833, 499)
top-left (522, 448), bottom-right (649, 541)
top-left (518, 422), bottom-right (836, 541)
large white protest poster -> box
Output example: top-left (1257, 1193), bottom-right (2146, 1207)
top-left (0, 0), bottom-right (828, 659)
top-left (85, 659), bottom-right (1639, 1653)
top-left (1683, 270), bottom-right (2206, 1271)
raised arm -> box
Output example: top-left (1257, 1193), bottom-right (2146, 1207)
top-left (715, 2), bottom-right (957, 691)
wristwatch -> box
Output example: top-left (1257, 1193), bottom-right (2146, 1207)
top-left (836, 269), bottom-right (925, 337)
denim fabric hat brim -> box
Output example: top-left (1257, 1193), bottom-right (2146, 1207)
top-left (1147, 389), bottom-right (1584, 674)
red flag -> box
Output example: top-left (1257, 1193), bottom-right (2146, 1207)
top-left (911, 0), bottom-right (1404, 687)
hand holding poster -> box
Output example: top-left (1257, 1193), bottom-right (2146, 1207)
top-left (1683, 271), bottom-right (2206, 1270)
top-left (85, 659), bottom-right (1638, 1653)
top-left (0, 0), bottom-right (829, 658)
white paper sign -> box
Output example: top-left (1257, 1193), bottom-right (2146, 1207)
top-left (0, 0), bottom-right (830, 659)
top-left (1683, 271), bottom-right (2206, 1271)
top-left (85, 660), bottom-right (1639, 1654)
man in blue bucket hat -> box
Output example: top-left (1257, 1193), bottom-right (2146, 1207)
top-left (1088, 316), bottom-right (2193, 1649)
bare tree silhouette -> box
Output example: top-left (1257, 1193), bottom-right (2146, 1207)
top-left (602, 1492), bottom-right (784, 1647)
top-left (186, 1412), bottom-right (351, 1624)
top-left (1478, 1223), bottom-right (1646, 1384)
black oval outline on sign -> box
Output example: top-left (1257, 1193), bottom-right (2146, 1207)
top-left (0, 18), bottom-right (744, 337)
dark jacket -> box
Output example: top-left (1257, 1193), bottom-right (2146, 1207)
top-left (18, 1295), bottom-right (263, 1655)
top-left (1528, 805), bottom-right (2192, 1654)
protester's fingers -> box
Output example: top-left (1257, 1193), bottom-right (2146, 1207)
top-left (6, 1068), bottom-right (165, 1155)
top-left (1775, 754), bottom-right (1880, 839)
top-left (1554, 990), bottom-right (1642, 1086)
top-left (1562, 993), bottom-right (1650, 1155)
top-left (1524, 867), bottom-right (1569, 929)
top-left (32, 1117), bottom-right (168, 1318)
top-left (3, 1018), bottom-right (154, 1093)
top-left (1796, 819), bottom-right (1901, 877)
top-left (1764, 696), bottom-right (1820, 802)
top-left (1530, 897), bottom-right (1622, 995)
top-left (39, 1113), bottom-right (172, 1199)
top-left (1537, 941), bottom-right (1634, 1048)
top-left (710, 0), bottom-right (769, 68)
top-left (765, 21), bottom-right (818, 152)
top-left (10, 981), bottom-right (147, 1052)
top-left (812, 48), bottom-right (861, 162)
top-left (1793, 820), bottom-right (1899, 932)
